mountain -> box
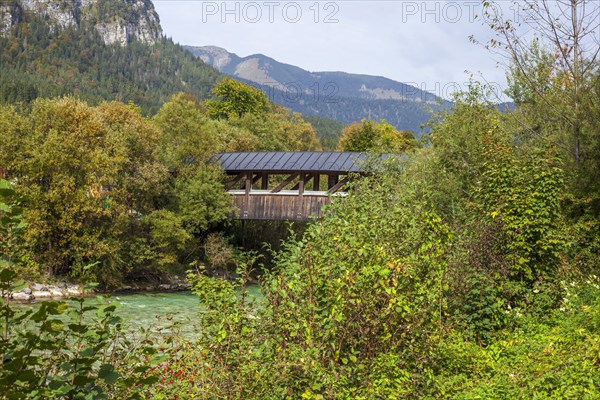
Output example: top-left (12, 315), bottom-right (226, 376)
top-left (185, 45), bottom-right (450, 134)
top-left (187, 46), bottom-right (439, 102)
top-left (1, 0), bottom-right (162, 45)
top-left (0, 0), bottom-right (221, 113)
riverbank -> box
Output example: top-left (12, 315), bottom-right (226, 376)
top-left (7, 280), bottom-right (193, 302)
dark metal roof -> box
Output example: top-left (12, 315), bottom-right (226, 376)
top-left (214, 152), bottom-right (372, 173)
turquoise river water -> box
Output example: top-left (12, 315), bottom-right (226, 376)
top-left (14, 286), bottom-right (263, 338)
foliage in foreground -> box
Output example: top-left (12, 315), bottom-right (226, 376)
top-left (432, 277), bottom-right (600, 399)
top-left (0, 180), bottom-right (160, 399)
top-left (0, 277), bottom-right (155, 399)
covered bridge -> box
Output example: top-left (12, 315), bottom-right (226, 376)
top-left (214, 151), bottom-right (376, 221)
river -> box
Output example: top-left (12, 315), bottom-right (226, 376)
top-left (13, 286), bottom-right (263, 338)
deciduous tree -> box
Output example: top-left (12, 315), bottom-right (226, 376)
top-left (337, 119), bottom-right (417, 153)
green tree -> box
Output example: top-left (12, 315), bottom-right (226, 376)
top-left (205, 78), bottom-right (270, 120)
top-left (154, 93), bottom-right (218, 171)
top-left (20, 97), bottom-right (115, 278)
top-left (337, 119), bottom-right (378, 151)
top-left (337, 119), bottom-right (417, 153)
top-left (303, 114), bottom-right (345, 151)
top-left (482, 0), bottom-right (600, 198)
top-left (268, 106), bottom-right (322, 151)
top-left (0, 180), bottom-right (31, 279)
top-left (424, 86), bottom-right (567, 336)
top-left (154, 92), bottom-right (263, 163)
top-left (154, 93), bottom-right (236, 241)
top-left (203, 79), bottom-right (322, 151)
top-left (229, 106), bottom-right (322, 151)
top-left (175, 166), bottom-right (232, 236)
top-left (261, 165), bottom-right (452, 397)
top-left (0, 97), bottom-right (178, 285)
top-left (211, 118), bottom-right (261, 152)
top-left (0, 105), bottom-right (30, 181)
top-left (144, 209), bottom-right (191, 268)
top-left (95, 101), bottom-right (168, 212)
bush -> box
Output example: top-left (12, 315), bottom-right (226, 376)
top-left (0, 268), bottom-right (161, 399)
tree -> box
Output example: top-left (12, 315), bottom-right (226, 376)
top-left (337, 119), bottom-right (417, 153)
top-left (261, 159), bottom-right (451, 397)
top-left (211, 118), bottom-right (261, 152)
top-left (424, 86), bottom-right (567, 328)
top-left (302, 114), bottom-right (345, 151)
top-left (154, 92), bottom-right (218, 171)
top-left (205, 78), bottom-right (270, 120)
top-left (228, 106), bottom-right (322, 151)
top-left (0, 105), bottom-right (30, 179)
top-left (144, 209), bottom-right (191, 268)
top-left (96, 101), bottom-right (168, 212)
top-left (482, 0), bottom-right (600, 194)
top-left (336, 119), bottom-right (378, 152)
top-left (154, 92), bottom-right (264, 160)
top-left (154, 93), bottom-right (236, 239)
top-left (175, 165), bottom-right (232, 236)
top-left (0, 97), bottom-right (181, 285)
top-left (267, 106), bottom-right (322, 151)
top-left (204, 79), bottom-right (322, 151)
top-left (21, 97), bottom-right (115, 278)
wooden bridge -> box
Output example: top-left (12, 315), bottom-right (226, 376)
top-left (214, 152), bottom-right (374, 221)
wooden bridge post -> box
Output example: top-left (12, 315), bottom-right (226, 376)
top-left (244, 172), bottom-right (252, 219)
top-left (298, 172), bottom-right (305, 220)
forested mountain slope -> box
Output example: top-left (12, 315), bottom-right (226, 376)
top-left (0, 0), bottom-right (221, 114)
top-left (186, 45), bottom-right (451, 134)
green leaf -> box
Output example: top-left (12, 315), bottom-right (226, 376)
top-left (98, 364), bottom-right (120, 384)
top-left (0, 180), bottom-right (15, 197)
top-left (44, 319), bottom-right (65, 333)
top-left (68, 324), bottom-right (89, 334)
top-left (139, 375), bottom-right (159, 385)
top-left (0, 268), bottom-right (17, 283)
top-left (52, 383), bottom-right (73, 396)
top-left (46, 302), bottom-right (69, 315)
top-left (83, 261), bottom-right (100, 272)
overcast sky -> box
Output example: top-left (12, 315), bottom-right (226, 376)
top-left (153, 1), bottom-right (525, 100)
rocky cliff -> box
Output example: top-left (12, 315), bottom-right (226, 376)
top-left (0, 0), bottom-right (162, 45)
